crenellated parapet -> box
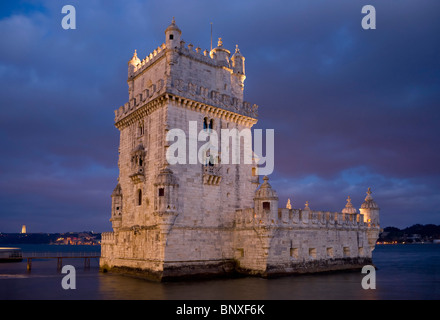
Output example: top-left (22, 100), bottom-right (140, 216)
top-left (114, 80), bottom-right (258, 125)
top-left (101, 232), bottom-right (115, 244)
top-left (128, 44), bottom-right (167, 80)
top-left (114, 93), bottom-right (258, 130)
top-left (235, 207), bottom-right (366, 231)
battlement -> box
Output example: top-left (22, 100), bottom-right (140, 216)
top-left (114, 86), bottom-right (258, 125)
top-left (101, 231), bottom-right (115, 244)
top-left (235, 207), bottom-right (366, 230)
top-left (130, 43), bottom-right (167, 78)
top-left (129, 40), bottom-right (236, 79)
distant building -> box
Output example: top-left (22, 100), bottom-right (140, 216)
top-left (100, 19), bottom-right (381, 281)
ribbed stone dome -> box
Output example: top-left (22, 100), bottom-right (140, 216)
top-left (165, 17), bottom-right (181, 35)
top-left (342, 196), bottom-right (357, 214)
top-left (154, 166), bottom-right (178, 186)
top-left (254, 176), bottom-right (278, 200)
top-left (111, 183), bottom-right (122, 197)
top-left (132, 143), bottom-right (145, 154)
top-left (361, 188), bottom-right (379, 209)
top-left (231, 44), bottom-right (244, 60)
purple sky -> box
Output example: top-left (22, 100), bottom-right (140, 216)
top-left (0, 0), bottom-right (439, 233)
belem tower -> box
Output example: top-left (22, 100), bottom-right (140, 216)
top-left (99, 19), bottom-right (381, 281)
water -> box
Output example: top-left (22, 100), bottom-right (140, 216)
top-left (0, 244), bottom-right (439, 300)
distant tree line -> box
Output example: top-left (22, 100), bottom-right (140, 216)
top-left (379, 224), bottom-right (440, 243)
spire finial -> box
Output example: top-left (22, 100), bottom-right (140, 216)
top-left (172, 17), bottom-right (175, 24)
top-left (305, 201), bottom-right (310, 210)
top-left (365, 187), bottom-right (373, 201)
top-left (235, 44), bottom-right (240, 53)
top-left (286, 198), bottom-right (292, 209)
top-left (218, 37), bottom-right (223, 47)
top-left (342, 195), bottom-right (357, 214)
top-left (129, 49), bottom-right (140, 66)
top-left (346, 196), bottom-right (353, 207)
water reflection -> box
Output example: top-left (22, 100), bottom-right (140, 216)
top-left (96, 271), bottom-right (379, 300)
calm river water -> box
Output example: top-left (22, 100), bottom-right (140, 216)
top-left (0, 243), bottom-right (438, 300)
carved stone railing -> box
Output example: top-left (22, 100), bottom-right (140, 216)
top-left (202, 165), bottom-right (222, 185)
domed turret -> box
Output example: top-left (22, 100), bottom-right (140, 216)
top-left (110, 183), bottom-right (123, 231)
top-left (361, 188), bottom-right (378, 209)
top-left (254, 176), bottom-right (279, 225)
top-left (154, 166), bottom-right (179, 186)
top-left (165, 17), bottom-right (181, 49)
top-left (342, 196), bottom-right (357, 214)
top-left (210, 38), bottom-right (230, 66)
top-left (231, 45), bottom-right (245, 75)
top-left (128, 49), bottom-right (141, 77)
top-left (254, 176), bottom-right (278, 200)
top-left (359, 188), bottom-right (380, 227)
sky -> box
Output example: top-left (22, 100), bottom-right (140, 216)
top-left (0, 0), bottom-right (439, 233)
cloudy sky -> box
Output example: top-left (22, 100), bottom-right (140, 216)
top-left (0, 0), bottom-right (439, 233)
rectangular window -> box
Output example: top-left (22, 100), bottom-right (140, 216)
top-left (290, 248), bottom-right (298, 259)
top-left (343, 247), bottom-right (350, 257)
top-left (327, 247), bottom-right (334, 257)
top-left (262, 202), bottom-right (270, 210)
top-left (235, 248), bottom-right (244, 258)
top-left (158, 188), bottom-right (165, 197)
top-left (309, 248), bottom-right (317, 259)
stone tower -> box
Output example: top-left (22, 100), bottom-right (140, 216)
top-left (100, 19), bottom-right (259, 280)
top-left (100, 19), bottom-right (380, 281)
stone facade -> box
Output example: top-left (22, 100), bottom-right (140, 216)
top-left (99, 19), bottom-right (381, 281)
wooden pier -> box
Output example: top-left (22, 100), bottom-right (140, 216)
top-left (23, 252), bottom-right (100, 271)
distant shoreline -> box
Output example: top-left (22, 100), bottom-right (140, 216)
top-left (0, 231), bottom-right (101, 245)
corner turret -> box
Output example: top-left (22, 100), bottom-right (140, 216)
top-left (359, 188), bottom-right (380, 227)
top-left (128, 49), bottom-right (141, 78)
top-left (359, 188), bottom-right (381, 254)
top-left (110, 183), bottom-right (123, 231)
top-left (165, 17), bottom-right (181, 49)
top-left (231, 45), bottom-right (245, 75)
top-left (254, 176), bottom-right (279, 225)
top-left (210, 38), bottom-right (231, 66)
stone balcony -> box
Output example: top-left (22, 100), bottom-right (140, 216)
top-left (202, 165), bottom-right (222, 185)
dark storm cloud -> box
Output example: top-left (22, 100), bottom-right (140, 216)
top-left (0, 0), bottom-right (439, 232)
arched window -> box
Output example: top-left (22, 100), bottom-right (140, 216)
top-left (203, 117), bottom-right (208, 131)
top-left (209, 119), bottom-right (213, 132)
top-left (137, 189), bottom-right (142, 206)
top-left (138, 123), bottom-right (144, 136)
